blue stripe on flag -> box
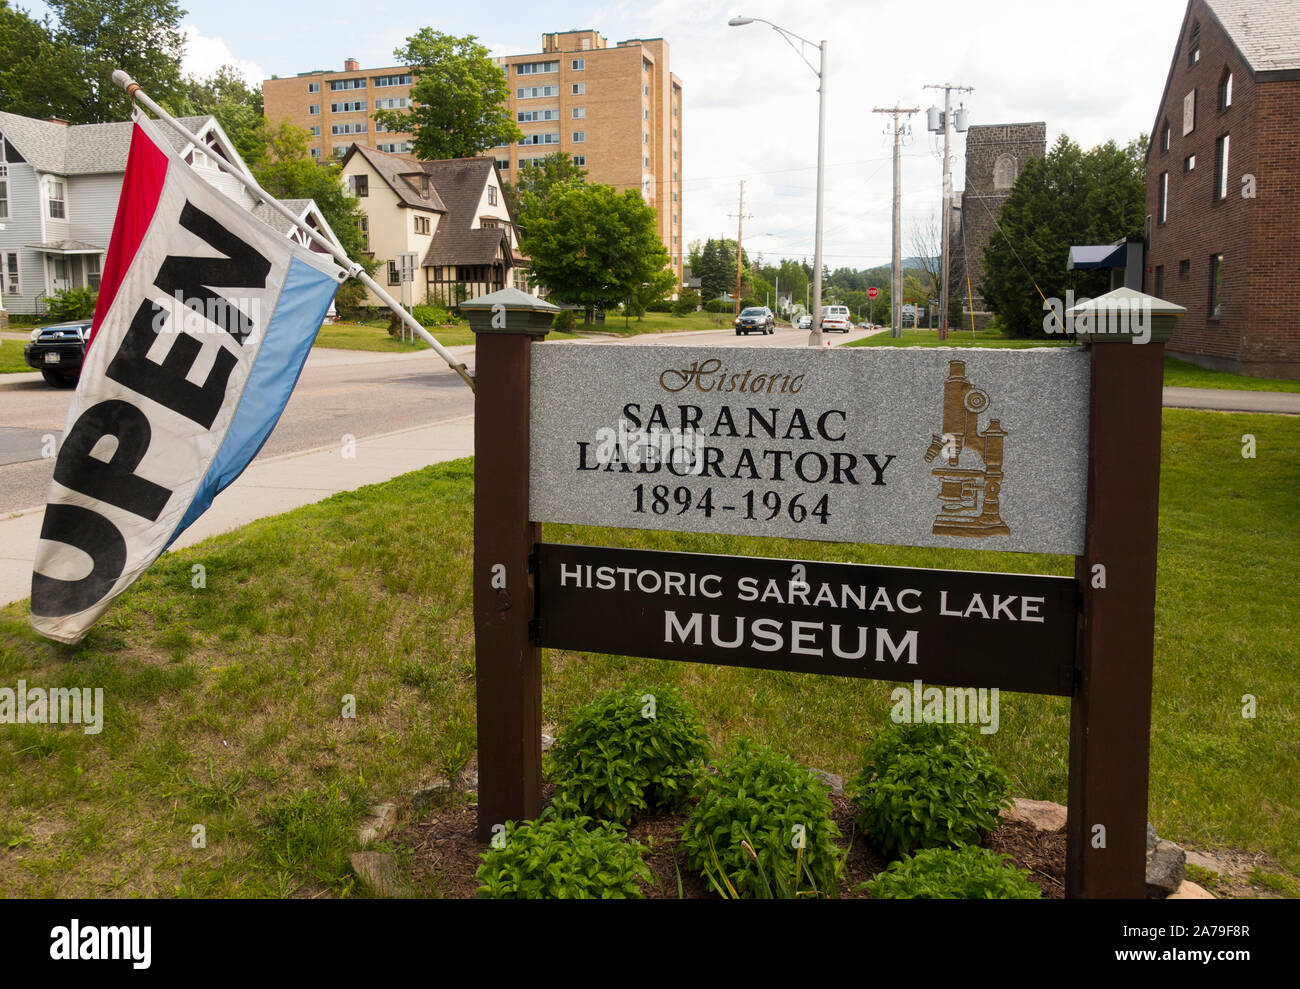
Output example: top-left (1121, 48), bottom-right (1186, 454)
top-left (165, 257), bottom-right (339, 548)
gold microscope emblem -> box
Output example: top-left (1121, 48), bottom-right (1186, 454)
top-left (923, 360), bottom-right (1010, 538)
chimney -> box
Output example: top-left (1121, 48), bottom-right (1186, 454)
top-left (45, 116), bottom-right (69, 126)
top-left (344, 58), bottom-right (359, 72)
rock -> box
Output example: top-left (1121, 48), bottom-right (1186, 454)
top-left (358, 803), bottom-right (398, 846)
top-left (1147, 822), bottom-right (1159, 853)
top-left (1168, 880), bottom-right (1215, 899)
top-left (1002, 798), bottom-right (1068, 832)
top-left (1146, 839), bottom-right (1187, 896)
top-left (812, 770), bottom-right (844, 796)
top-left (1184, 850), bottom-right (1222, 875)
top-left (349, 851), bottom-right (405, 897)
top-left (412, 781), bottom-right (454, 814)
top-left (541, 732), bottom-right (555, 752)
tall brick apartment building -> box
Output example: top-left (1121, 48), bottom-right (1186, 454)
top-left (951, 123), bottom-right (1047, 331)
top-left (1145, 0), bottom-right (1300, 378)
top-left (262, 30), bottom-right (684, 286)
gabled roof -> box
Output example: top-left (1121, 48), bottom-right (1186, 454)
top-left (342, 144), bottom-right (447, 211)
top-left (0, 111), bottom-right (226, 175)
top-left (420, 157), bottom-right (510, 267)
top-left (1205, 0), bottom-right (1300, 75)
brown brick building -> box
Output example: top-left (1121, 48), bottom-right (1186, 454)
top-left (1145, 0), bottom-right (1300, 378)
top-left (262, 30), bottom-right (684, 285)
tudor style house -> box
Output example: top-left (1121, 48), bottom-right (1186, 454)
top-left (1145, 0), bottom-right (1300, 378)
top-left (339, 144), bottom-right (527, 308)
top-left (0, 111), bottom-right (340, 316)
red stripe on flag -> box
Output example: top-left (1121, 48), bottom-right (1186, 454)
top-left (87, 122), bottom-right (169, 350)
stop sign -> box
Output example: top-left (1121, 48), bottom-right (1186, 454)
top-left (868, 287), bottom-right (879, 299)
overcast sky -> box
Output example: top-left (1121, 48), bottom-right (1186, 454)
top-left (32, 0), bottom-right (1192, 270)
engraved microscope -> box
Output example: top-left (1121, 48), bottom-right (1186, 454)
top-left (923, 360), bottom-right (1010, 538)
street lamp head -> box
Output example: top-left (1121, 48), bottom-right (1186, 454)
top-left (728, 16), bottom-right (754, 26)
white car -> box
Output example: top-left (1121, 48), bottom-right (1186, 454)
top-left (819, 305), bottom-right (853, 333)
top-left (797, 313), bottom-right (813, 329)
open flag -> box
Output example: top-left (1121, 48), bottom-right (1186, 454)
top-left (30, 113), bottom-right (347, 644)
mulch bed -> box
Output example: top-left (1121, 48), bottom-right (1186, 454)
top-left (394, 787), bottom-right (1066, 899)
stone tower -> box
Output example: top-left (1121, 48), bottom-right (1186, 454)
top-left (952, 122), bottom-right (1047, 330)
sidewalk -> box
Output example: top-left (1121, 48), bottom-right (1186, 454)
top-left (1162, 386), bottom-right (1300, 414)
top-left (0, 414), bottom-right (473, 607)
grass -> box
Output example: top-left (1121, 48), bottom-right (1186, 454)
top-left (1163, 356), bottom-right (1300, 393)
top-left (0, 409), bottom-right (1296, 896)
top-left (314, 319), bottom-right (579, 352)
top-left (0, 337), bottom-right (33, 374)
top-left (586, 310), bottom-right (753, 337)
top-left (845, 329), bottom-right (1076, 350)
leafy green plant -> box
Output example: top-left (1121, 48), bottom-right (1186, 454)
top-left (552, 308), bottom-right (577, 331)
top-left (474, 814), bottom-right (651, 899)
top-left (410, 303), bottom-right (453, 327)
top-left (547, 684), bottom-right (709, 824)
top-left (849, 722), bottom-right (1010, 858)
top-left (42, 286), bottom-right (98, 321)
top-left (864, 845), bottom-right (1042, 899)
top-left (682, 738), bottom-right (843, 898)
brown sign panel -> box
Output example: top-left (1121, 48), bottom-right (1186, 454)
top-left (534, 543), bottom-right (1077, 697)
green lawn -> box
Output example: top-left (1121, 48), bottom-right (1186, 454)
top-left (0, 338), bottom-right (33, 374)
top-left (1163, 356), bottom-right (1300, 393)
top-left (314, 319), bottom-right (579, 352)
top-left (587, 310), bottom-right (753, 337)
top-left (0, 409), bottom-right (1296, 896)
top-left (845, 329), bottom-right (1076, 350)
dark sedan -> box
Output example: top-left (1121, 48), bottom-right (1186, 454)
top-left (733, 306), bottom-right (775, 335)
top-left (24, 320), bottom-right (92, 387)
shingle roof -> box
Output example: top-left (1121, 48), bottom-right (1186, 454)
top-left (250, 199), bottom-right (314, 236)
top-left (419, 157), bottom-right (509, 267)
top-left (0, 111), bottom-right (216, 174)
top-left (345, 144), bottom-right (446, 212)
top-left (1206, 0), bottom-right (1300, 73)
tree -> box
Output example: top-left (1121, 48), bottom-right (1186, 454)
top-left (252, 122), bottom-right (377, 310)
top-left (178, 65), bottom-right (264, 166)
top-left (982, 134), bottom-right (1145, 336)
top-left (626, 267), bottom-right (677, 324)
top-left (373, 29), bottom-right (522, 159)
top-left (522, 183), bottom-right (671, 322)
top-left (504, 151), bottom-right (586, 227)
top-left (42, 0), bottom-right (188, 123)
top-left (0, 1), bottom-right (84, 119)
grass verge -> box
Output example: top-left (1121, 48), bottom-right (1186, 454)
top-left (1, 338), bottom-right (34, 374)
top-left (1163, 356), bottom-right (1300, 393)
top-left (0, 409), bottom-right (1295, 895)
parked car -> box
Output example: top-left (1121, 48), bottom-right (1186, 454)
top-left (734, 306), bottom-right (775, 335)
top-left (819, 305), bottom-right (853, 333)
top-left (24, 320), bottom-right (92, 387)
top-left (797, 313), bottom-right (813, 329)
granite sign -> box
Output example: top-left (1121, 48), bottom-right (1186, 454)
top-left (529, 345), bottom-right (1091, 555)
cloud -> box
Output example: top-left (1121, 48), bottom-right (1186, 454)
top-left (181, 25), bottom-right (266, 84)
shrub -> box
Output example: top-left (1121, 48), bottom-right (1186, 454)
top-left (704, 298), bottom-right (733, 314)
top-left (849, 722), bottom-right (1010, 859)
top-left (738, 296), bottom-right (758, 311)
top-left (474, 814), bottom-right (651, 899)
top-left (548, 684), bottom-right (709, 824)
top-left (43, 286), bottom-right (97, 321)
top-left (645, 300), bottom-right (674, 313)
top-left (410, 303), bottom-right (452, 327)
top-left (673, 288), bottom-right (701, 316)
top-left (682, 738), bottom-right (842, 898)
top-left (864, 845), bottom-right (1042, 899)
top-left (552, 309), bottom-right (577, 331)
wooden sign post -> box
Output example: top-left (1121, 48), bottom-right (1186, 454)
top-left (470, 286), bottom-right (1183, 895)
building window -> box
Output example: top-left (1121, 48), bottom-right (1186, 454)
top-left (311, 148), bottom-right (321, 160)
top-left (572, 107), bottom-right (585, 118)
top-left (643, 132), bottom-right (649, 144)
top-left (488, 185), bottom-right (497, 205)
top-left (1160, 121), bottom-right (1169, 153)
top-left (1154, 265), bottom-right (1164, 298)
top-left (331, 122), bottom-right (367, 135)
top-left (496, 158), bottom-right (510, 170)
top-left (308, 81), bottom-right (320, 93)
top-left (672, 191), bottom-right (678, 202)
top-left (373, 74), bottom-right (411, 87)
top-left (1215, 134), bottom-right (1230, 201)
top-left (330, 78), bottom-right (366, 90)
top-left (518, 133), bottom-right (560, 146)
top-left (571, 83), bottom-right (585, 96)
top-left (333, 145), bottom-right (350, 158)
top-left (518, 85), bottom-right (560, 99)
top-left (673, 105), bottom-right (678, 117)
top-left (309, 104), bottom-right (320, 115)
top-left (1209, 254), bottom-right (1224, 317)
top-left (643, 155), bottom-right (649, 168)
top-left (388, 260), bottom-right (400, 285)
top-left (414, 215), bottom-right (430, 235)
top-left (572, 155), bottom-right (585, 166)
top-left (349, 175), bottom-right (368, 197)
top-left (1219, 69), bottom-right (1233, 109)
top-left (1184, 154), bottom-right (1195, 172)
top-left (643, 57), bottom-right (651, 72)
top-left (310, 125), bottom-right (321, 137)
top-left (1179, 259), bottom-right (1190, 278)
top-left (571, 58), bottom-right (585, 70)
top-left (572, 131), bottom-right (585, 143)
top-left (1183, 90), bottom-right (1195, 135)
top-left (643, 108), bottom-right (649, 120)
top-left (518, 109), bottom-right (560, 122)
top-left (1189, 22), bottom-right (1200, 66)
top-left (1189, 45), bottom-right (1200, 65)
top-left (376, 142), bottom-right (413, 153)
top-left (375, 97), bottom-right (409, 110)
top-left (48, 179), bottom-right (65, 219)
top-left (1159, 172), bottom-right (1168, 224)
top-left (0, 166), bottom-right (7, 221)
top-left (330, 100), bottom-right (367, 113)
top-left (643, 84), bottom-right (649, 95)
top-left (359, 215), bottom-right (368, 248)
top-left (3, 251), bottom-right (20, 295)
top-left (86, 254), bottom-right (101, 289)
top-left (517, 60), bottom-right (559, 75)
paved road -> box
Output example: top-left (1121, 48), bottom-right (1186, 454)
top-left (1162, 386), bottom-right (1300, 414)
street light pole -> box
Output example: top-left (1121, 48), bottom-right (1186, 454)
top-left (729, 15), bottom-right (826, 348)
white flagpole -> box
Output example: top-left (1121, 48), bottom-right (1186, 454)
top-left (111, 70), bottom-right (476, 393)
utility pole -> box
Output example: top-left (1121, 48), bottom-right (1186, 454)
top-left (924, 83), bottom-right (973, 341)
top-left (873, 106), bottom-right (919, 338)
top-left (729, 180), bottom-right (753, 317)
